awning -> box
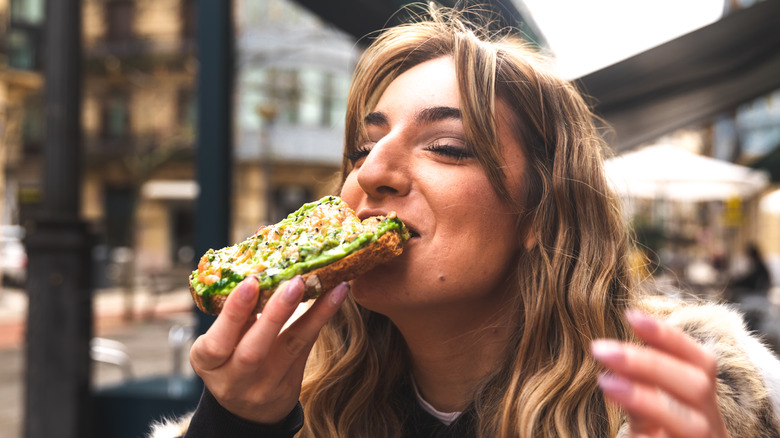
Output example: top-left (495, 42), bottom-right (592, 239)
top-left (760, 187), bottom-right (780, 214)
top-left (290, 0), bottom-right (546, 47)
top-left (605, 144), bottom-right (770, 202)
top-left (141, 180), bottom-right (199, 200)
top-left (577, 0), bottom-right (780, 152)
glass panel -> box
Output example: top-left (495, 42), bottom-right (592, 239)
top-left (298, 69), bottom-right (323, 127)
top-left (10, 0), bottom-right (45, 25)
top-left (103, 93), bottom-right (130, 139)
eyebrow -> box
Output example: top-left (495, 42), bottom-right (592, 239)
top-left (415, 106), bottom-right (462, 125)
top-left (363, 106), bottom-right (462, 128)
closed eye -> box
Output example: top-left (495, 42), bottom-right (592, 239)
top-left (344, 144), bottom-right (373, 163)
top-left (425, 143), bottom-right (473, 162)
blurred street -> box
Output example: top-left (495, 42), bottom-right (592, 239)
top-left (0, 285), bottom-right (197, 438)
top-left (0, 0), bottom-right (779, 437)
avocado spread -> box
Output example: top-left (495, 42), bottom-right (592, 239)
top-left (190, 196), bottom-right (407, 307)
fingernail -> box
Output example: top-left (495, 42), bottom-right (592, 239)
top-left (597, 373), bottom-right (633, 397)
top-left (590, 339), bottom-right (624, 363)
top-left (625, 309), bottom-right (657, 333)
top-left (237, 276), bottom-right (258, 303)
top-left (329, 282), bottom-right (350, 306)
top-left (280, 276), bottom-right (304, 305)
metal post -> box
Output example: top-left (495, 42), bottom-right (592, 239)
top-left (23, 0), bottom-right (93, 437)
top-left (194, 0), bottom-right (234, 335)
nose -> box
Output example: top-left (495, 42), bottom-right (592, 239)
top-left (355, 139), bottom-right (411, 199)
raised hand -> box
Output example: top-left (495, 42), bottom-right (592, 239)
top-left (189, 275), bottom-right (349, 424)
top-left (591, 309), bottom-right (730, 438)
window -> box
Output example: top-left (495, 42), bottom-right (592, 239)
top-left (105, 186), bottom-right (135, 247)
top-left (8, 0), bottom-right (44, 70)
top-left (273, 186), bottom-right (311, 222)
top-left (6, 29), bottom-right (36, 70)
top-left (170, 204), bottom-right (195, 266)
top-left (10, 0), bottom-right (44, 25)
top-left (298, 69), bottom-right (323, 126)
top-left (327, 73), bottom-right (350, 129)
top-left (177, 87), bottom-right (197, 132)
top-left (181, 0), bottom-right (196, 40)
top-left (241, 67), bottom-right (351, 130)
top-left (21, 94), bottom-right (45, 154)
top-left (102, 91), bottom-right (131, 140)
top-left (105, 1), bottom-right (135, 42)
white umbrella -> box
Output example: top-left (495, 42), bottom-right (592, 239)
top-left (605, 144), bottom-right (770, 202)
top-left (760, 188), bottom-right (780, 214)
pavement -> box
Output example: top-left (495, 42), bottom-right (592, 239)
top-left (0, 285), bottom-right (197, 438)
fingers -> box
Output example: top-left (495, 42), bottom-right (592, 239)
top-left (231, 276), bottom-right (305, 365)
top-left (238, 281), bottom-right (350, 369)
top-left (625, 310), bottom-right (717, 376)
top-left (591, 310), bottom-right (729, 438)
top-left (279, 282), bottom-right (350, 365)
top-left (596, 373), bottom-right (709, 438)
top-left (191, 276), bottom-right (261, 371)
top-left (590, 338), bottom-right (713, 410)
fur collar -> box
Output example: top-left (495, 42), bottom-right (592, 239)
top-left (148, 297), bottom-right (780, 437)
top-left (636, 296), bottom-right (780, 437)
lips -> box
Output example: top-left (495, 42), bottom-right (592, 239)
top-left (356, 208), bottom-right (419, 240)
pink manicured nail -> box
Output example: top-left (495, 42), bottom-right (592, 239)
top-left (625, 309), bottom-right (657, 333)
top-left (597, 373), bottom-right (633, 397)
top-left (280, 277), bottom-right (304, 305)
top-left (590, 339), bottom-right (625, 363)
top-left (236, 277), bottom-right (258, 302)
top-left (329, 282), bottom-right (350, 306)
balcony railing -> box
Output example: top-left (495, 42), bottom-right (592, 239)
top-left (85, 35), bottom-right (196, 59)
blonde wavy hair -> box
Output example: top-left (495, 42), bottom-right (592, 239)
top-left (300, 4), bottom-right (640, 437)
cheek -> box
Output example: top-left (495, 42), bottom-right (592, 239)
top-left (339, 172), bottom-right (360, 207)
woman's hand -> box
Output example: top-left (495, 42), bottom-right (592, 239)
top-left (189, 275), bottom-right (349, 424)
top-left (591, 310), bottom-right (731, 438)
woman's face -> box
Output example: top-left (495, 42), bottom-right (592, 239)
top-left (340, 56), bottom-right (528, 320)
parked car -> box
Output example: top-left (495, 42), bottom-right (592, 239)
top-left (0, 225), bottom-right (27, 287)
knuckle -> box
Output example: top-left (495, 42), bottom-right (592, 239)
top-left (282, 334), bottom-right (309, 358)
top-left (690, 371), bottom-right (717, 404)
top-left (222, 305), bottom-right (250, 325)
top-left (687, 417), bottom-right (711, 438)
top-left (232, 347), bottom-right (261, 368)
top-left (702, 351), bottom-right (718, 376)
top-left (210, 383), bottom-right (240, 404)
top-left (191, 335), bottom-right (231, 369)
top-left (248, 386), bottom-right (275, 405)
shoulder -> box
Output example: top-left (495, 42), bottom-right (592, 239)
top-left (639, 295), bottom-right (780, 434)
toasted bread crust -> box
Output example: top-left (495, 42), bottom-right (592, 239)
top-left (189, 229), bottom-right (405, 315)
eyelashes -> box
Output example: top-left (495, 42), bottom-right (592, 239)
top-left (425, 143), bottom-right (473, 161)
top-left (343, 144), bottom-right (372, 163)
top-left (344, 143), bottom-right (473, 164)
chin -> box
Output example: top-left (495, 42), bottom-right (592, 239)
top-left (349, 262), bottom-right (408, 310)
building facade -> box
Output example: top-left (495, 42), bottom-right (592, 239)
top-left (231, 0), bottom-right (358, 240)
top-left (0, 0), bottom-right (357, 286)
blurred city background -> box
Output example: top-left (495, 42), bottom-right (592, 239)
top-left (0, 0), bottom-right (779, 437)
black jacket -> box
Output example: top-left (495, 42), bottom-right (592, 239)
top-left (180, 386), bottom-right (476, 438)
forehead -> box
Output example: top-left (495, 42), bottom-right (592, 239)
top-left (374, 56), bottom-right (459, 113)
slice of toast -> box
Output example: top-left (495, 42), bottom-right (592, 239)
top-left (189, 196), bottom-right (408, 315)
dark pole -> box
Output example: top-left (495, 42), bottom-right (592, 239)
top-left (23, 0), bottom-right (93, 437)
top-left (194, 0), bottom-right (234, 335)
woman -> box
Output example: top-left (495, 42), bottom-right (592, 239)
top-left (153, 5), bottom-right (780, 437)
